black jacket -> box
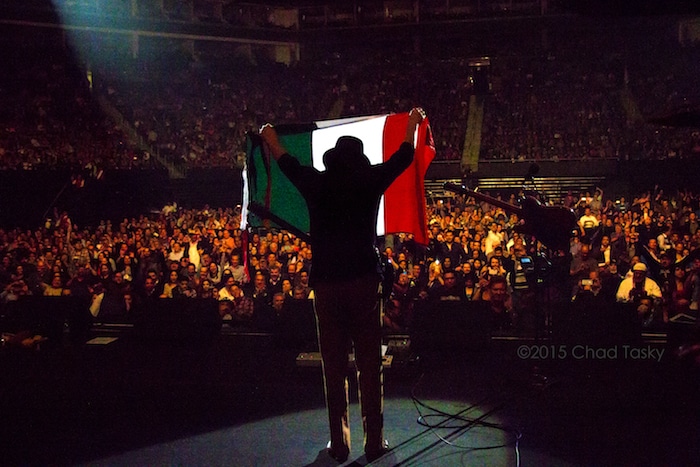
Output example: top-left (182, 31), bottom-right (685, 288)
top-left (277, 142), bottom-right (413, 283)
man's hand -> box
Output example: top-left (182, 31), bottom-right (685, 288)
top-left (409, 107), bottom-right (426, 125)
top-left (405, 107), bottom-right (426, 144)
top-left (259, 123), bottom-right (277, 145)
top-left (260, 124), bottom-right (286, 160)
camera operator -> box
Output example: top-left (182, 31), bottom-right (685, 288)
top-left (569, 243), bottom-right (599, 283)
top-left (572, 270), bottom-right (603, 300)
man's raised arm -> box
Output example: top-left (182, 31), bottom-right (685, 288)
top-left (259, 123), bottom-right (286, 161)
top-left (405, 107), bottom-right (426, 145)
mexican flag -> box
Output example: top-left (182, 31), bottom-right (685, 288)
top-left (243, 112), bottom-right (435, 245)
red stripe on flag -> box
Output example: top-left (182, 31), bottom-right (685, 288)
top-left (382, 114), bottom-right (435, 245)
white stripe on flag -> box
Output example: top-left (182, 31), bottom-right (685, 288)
top-left (310, 115), bottom-right (389, 169)
top-left (313, 114), bottom-right (381, 129)
top-left (310, 115), bottom-right (391, 235)
top-left (240, 166), bottom-right (249, 230)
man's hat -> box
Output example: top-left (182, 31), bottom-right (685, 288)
top-left (632, 262), bottom-right (647, 272)
top-left (335, 136), bottom-right (364, 155)
top-left (323, 136), bottom-right (370, 170)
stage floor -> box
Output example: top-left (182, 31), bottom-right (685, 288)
top-left (2, 326), bottom-right (699, 466)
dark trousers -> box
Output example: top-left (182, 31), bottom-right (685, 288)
top-left (314, 274), bottom-right (384, 456)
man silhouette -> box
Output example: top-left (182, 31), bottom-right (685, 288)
top-left (260, 108), bottom-right (425, 462)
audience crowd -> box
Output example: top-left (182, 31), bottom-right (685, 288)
top-left (2, 19), bottom-right (699, 172)
top-left (1, 184), bottom-right (699, 339)
top-left (480, 26), bottom-right (700, 162)
top-left (2, 15), bottom-right (700, 344)
top-left (0, 49), bottom-right (158, 171)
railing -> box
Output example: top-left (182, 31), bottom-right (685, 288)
top-left (1, 1), bottom-right (552, 31)
top-left (425, 175), bottom-right (606, 203)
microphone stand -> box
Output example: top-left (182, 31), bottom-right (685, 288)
top-left (518, 165), bottom-right (552, 341)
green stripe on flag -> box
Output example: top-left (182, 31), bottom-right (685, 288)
top-left (247, 132), bottom-right (313, 234)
